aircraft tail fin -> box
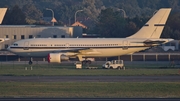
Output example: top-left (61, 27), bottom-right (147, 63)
top-left (127, 8), bottom-right (171, 39)
top-left (0, 8), bottom-right (7, 24)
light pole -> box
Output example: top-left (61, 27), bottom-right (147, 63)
top-left (46, 8), bottom-right (54, 26)
top-left (117, 9), bottom-right (127, 18)
top-left (75, 10), bottom-right (83, 23)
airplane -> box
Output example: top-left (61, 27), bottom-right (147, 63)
top-left (7, 8), bottom-right (173, 64)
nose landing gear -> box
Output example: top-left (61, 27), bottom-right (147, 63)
top-left (29, 57), bottom-right (33, 65)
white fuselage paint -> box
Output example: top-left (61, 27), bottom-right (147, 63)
top-left (7, 38), bottom-right (172, 58)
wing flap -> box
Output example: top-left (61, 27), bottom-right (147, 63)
top-left (53, 48), bottom-right (102, 56)
top-left (53, 48), bottom-right (89, 53)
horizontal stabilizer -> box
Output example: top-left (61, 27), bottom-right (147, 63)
top-left (143, 40), bottom-right (166, 44)
top-left (132, 39), bottom-right (174, 45)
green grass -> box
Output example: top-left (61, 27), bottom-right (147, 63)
top-left (0, 82), bottom-right (180, 98)
top-left (0, 64), bottom-right (179, 76)
top-left (0, 64), bottom-right (179, 98)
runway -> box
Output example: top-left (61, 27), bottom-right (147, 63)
top-left (0, 98), bottom-right (180, 101)
top-left (0, 76), bottom-right (179, 82)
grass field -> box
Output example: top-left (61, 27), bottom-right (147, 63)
top-left (0, 63), bottom-right (179, 98)
top-left (0, 82), bottom-right (180, 98)
top-left (0, 63), bottom-right (179, 76)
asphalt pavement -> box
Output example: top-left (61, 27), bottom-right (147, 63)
top-left (0, 76), bottom-right (179, 82)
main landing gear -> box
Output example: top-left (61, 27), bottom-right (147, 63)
top-left (76, 56), bottom-right (93, 68)
top-left (82, 60), bottom-right (91, 65)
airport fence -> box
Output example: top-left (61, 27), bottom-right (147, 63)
top-left (0, 52), bottom-right (180, 69)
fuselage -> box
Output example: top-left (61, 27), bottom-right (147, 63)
top-left (7, 38), bottom-right (172, 58)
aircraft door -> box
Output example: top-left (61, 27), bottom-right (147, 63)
top-left (23, 41), bottom-right (29, 50)
top-left (122, 40), bottom-right (128, 50)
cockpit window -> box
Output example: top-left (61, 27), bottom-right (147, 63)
top-left (13, 43), bottom-right (18, 46)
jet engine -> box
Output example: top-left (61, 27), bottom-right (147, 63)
top-left (47, 53), bottom-right (69, 63)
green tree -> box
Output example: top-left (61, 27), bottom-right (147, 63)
top-left (162, 12), bottom-right (180, 39)
top-left (95, 8), bottom-right (128, 38)
top-left (3, 5), bottom-right (26, 25)
top-left (125, 21), bottom-right (138, 37)
top-left (22, 4), bottom-right (43, 24)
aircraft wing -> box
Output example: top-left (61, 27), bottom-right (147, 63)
top-left (53, 48), bottom-right (89, 53)
top-left (53, 48), bottom-right (102, 56)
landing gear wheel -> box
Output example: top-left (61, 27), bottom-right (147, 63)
top-left (87, 60), bottom-right (91, 64)
top-left (82, 60), bottom-right (92, 65)
top-left (82, 61), bottom-right (86, 65)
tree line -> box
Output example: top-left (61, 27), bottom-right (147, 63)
top-left (1, 0), bottom-right (180, 39)
top-left (93, 8), bottom-right (180, 40)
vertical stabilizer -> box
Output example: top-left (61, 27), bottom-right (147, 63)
top-left (0, 8), bottom-right (7, 24)
top-left (127, 8), bottom-right (171, 39)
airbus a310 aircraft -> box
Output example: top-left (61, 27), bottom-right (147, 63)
top-left (7, 8), bottom-right (173, 64)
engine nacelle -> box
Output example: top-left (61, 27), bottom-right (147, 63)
top-left (48, 53), bottom-right (69, 63)
top-left (61, 55), bottom-right (69, 61)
